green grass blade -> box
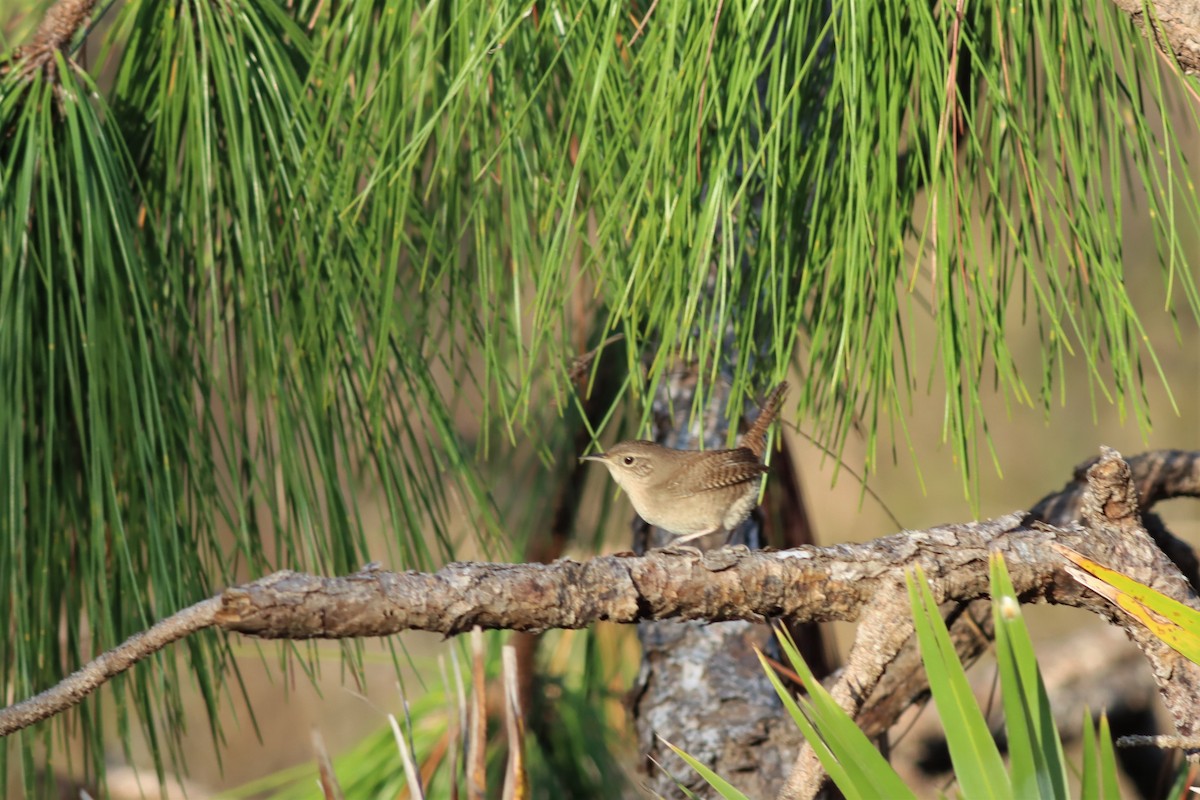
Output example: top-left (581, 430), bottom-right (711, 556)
top-left (991, 553), bottom-right (1069, 798)
top-left (661, 739), bottom-right (752, 800)
top-left (1096, 713), bottom-right (1122, 799)
top-left (765, 631), bottom-right (918, 800)
top-left (907, 566), bottom-right (1013, 799)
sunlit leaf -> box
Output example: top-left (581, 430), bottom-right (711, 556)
top-left (1054, 543), bottom-right (1200, 664)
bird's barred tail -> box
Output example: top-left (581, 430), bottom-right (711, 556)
top-left (742, 381), bottom-right (788, 460)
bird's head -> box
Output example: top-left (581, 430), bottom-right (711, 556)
top-left (580, 440), bottom-right (667, 493)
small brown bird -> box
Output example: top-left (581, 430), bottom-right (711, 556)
top-left (582, 382), bottom-right (788, 544)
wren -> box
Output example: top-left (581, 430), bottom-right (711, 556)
top-left (581, 382), bottom-right (787, 544)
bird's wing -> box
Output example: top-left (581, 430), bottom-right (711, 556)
top-left (664, 448), bottom-right (767, 496)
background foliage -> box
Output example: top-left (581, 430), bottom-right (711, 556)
top-left (1, 0), bottom-right (1197, 793)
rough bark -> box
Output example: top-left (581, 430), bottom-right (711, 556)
top-left (1108, 0), bottom-right (1200, 72)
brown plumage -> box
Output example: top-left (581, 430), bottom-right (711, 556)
top-left (740, 382), bottom-right (787, 460)
top-left (582, 382), bottom-right (788, 542)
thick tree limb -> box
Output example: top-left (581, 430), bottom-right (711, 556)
top-left (210, 515), bottom-right (1034, 640)
top-left (630, 377), bottom-right (801, 799)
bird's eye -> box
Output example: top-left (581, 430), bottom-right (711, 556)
top-left (623, 456), bottom-right (635, 465)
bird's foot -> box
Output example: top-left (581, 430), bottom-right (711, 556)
top-left (656, 543), bottom-right (704, 558)
top-left (654, 528), bottom-right (722, 557)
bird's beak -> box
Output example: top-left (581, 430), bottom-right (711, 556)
top-left (579, 452), bottom-right (606, 464)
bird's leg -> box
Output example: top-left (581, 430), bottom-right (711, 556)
top-left (655, 527), bottom-right (722, 556)
top-left (671, 526), bottom-right (721, 545)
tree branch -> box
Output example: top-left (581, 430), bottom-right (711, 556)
top-left (212, 515), bottom-right (1033, 639)
top-left (0, 598), bottom-right (220, 737)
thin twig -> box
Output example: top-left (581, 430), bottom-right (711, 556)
top-left (1118, 734), bottom-right (1200, 749)
top-left (1153, 45), bottom-right (1200, 106)
top-left (567, 333), bottom-right (624, 384)
top-left (629, 0), bottom-right (661, 46)
top-left (0, 597), bottom-right (221, 736)
top-left (785, 422), bottom-right (903, 531)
